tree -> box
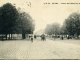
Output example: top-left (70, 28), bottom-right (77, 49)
top-left (16, 11), bottom-right (35, 39)
top-left (51, 22), bottom-right (60, 35)
top-left (45, 24), bottom-right (52, 35)
top-left (64, 12), bottom-right (80, 38)
top-left (0, 3), bottom-right (19, 40)
top-left (0, 3), bottom-right (35, 40)
top-left (60, 22), bottom-right (68, 35)
top-left (45, 22), bottom-right (60, 36)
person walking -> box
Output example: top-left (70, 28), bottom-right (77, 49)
top-left (31, 35), bottom-right (33, 42)
top-left (61, 36), bottom-right (64, 40)
top-left (34, 35), bottom-right (36, 39)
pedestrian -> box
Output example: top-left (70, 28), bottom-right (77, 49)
top-left (29, 36), bottom-right (31, 39)
top-left (41, 34), bottom-right (43, 41)
top-left (31, 36), bottom-right (33, 42)
top-left (61, 36), bottom-right (64, 40)
top-left (34, 35), bottom-right (36, 39)
top-left (67, 36), bottom-right (69, 39)
top-left (31, 38), bottom-right (33, 42)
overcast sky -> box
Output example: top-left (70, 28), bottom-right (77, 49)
top-left (0, 0), bottom-right (80, 32)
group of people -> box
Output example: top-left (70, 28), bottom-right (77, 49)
top-left (34, 34), bottom-right (46, 41)
top-left (29, 34), bottom-right (72, 42)
top-left (29, 34), bottom-right (46, 42)
top-left (60, 35), bottom-right (72, 40)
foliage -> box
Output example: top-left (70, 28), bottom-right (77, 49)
top-left (16, 11), bottom-right (35, 34)
top-left (0, 3), bottom-right (35, 39)
top-left (64, 12), bottom-right (80, 37)
top-left (45, 22), bottom-right (60, 35)
top-left (0, 3), bottom-right (18, 34)
top-left (60, 22), bottom-right (68, 35)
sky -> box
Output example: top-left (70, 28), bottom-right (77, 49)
top-left (0, 0), bottom-right (80, 32)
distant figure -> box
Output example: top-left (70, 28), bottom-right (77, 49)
top-left (67, 35), bottom-right (72, 39)
top-left (29, 36), bottom-right (31, 39)
top-left (67, 36), bottom-right (70, 39)
top-left (34, 35), bottom-right (36, 39)
top-left (41, 34), bottom-right (46, 41)
top-left (31, 36), bottom-right (33, 42)
top-left (61, 36), bottom-right (64, 40)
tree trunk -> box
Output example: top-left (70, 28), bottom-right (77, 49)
top-left (22, 33), bottom-right (25, 39)
top-left (5, 34), bottom-right (7, 40)
top-left (2, 34), bottom-right (3, 41)
top-left (11, 34), bottom-right (12, 40)
top-left (9, 34), bottom-right (10, 40)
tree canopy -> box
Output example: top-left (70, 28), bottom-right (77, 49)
top-left (45, 22), bottom-right (60, 35)
top-left (16, 11), bottom-right (35, 34)
top-left (0, 3), bottom-right (35, 39)
top-left (64, 12), bottom-right (80, 37)
top-left (0, 3), bottom-right (18, 34)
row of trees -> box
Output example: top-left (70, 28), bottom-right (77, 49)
top-left (0, 3), bottom-right (35, 40)
top-left (45, 22), bottom-right (60, 35)
top-left (45, 12), bottom-right (80, 39)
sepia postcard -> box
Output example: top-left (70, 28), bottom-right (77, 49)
top-left (0, 0), bottom-right (80, 59)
